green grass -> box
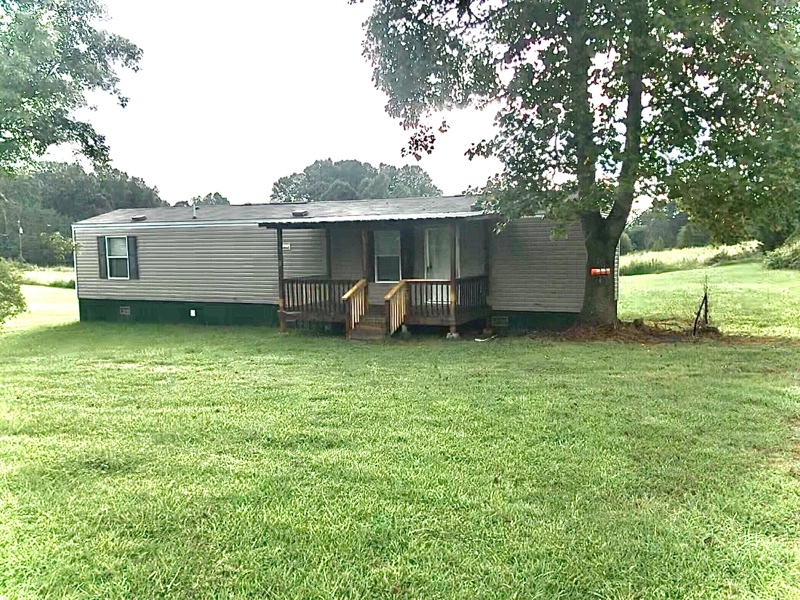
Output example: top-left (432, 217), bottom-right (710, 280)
top-left (4, 285), bottom-right (78, 332)
top-left (20, 266), bottom-right (76, 289)
top-left (620, 262), bottom-right (800, 337)
top-left (2, 286), bottom-right (800, 598)
top-left (620, 242), bottom-right (759, 275)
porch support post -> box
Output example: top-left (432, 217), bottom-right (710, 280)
top-left (483, 219), bottom-right (491, 278)
top-left (277, 227), bottom-right (287, 333)
top-left (484, 218), bottom-right (492, 303)
top-left (449, 221), bottom-right (458, 335)
top-left (361, 229), bottom-right (370, 280)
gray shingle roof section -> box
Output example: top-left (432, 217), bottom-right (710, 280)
top-left (73, 196), bottom-right (492, 228)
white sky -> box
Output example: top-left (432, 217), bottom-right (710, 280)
top-left (57, 0), bottom-right (502, 205)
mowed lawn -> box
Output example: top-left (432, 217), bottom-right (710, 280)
top-left (620, 262), bottom-right (800, 338)
top-left (1, 269), bottom-right (800, 598)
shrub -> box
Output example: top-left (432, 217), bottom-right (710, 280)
top-left (0, 259), bottom-right (26, 327)
top-left (764, 237), bottom-right (800, 270)
top-left (619, 232), bottom-right (634, 255)
top-left (49, 278), bottom-right (76, 289)
top-left (620, 258), bottom-right (672, 276)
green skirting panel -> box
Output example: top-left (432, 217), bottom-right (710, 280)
top-left (490, 311), bottom-right (579, 331)
top-left (79, 298), bottom-right (279, 327)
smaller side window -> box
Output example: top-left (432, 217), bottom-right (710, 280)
top-left (106, 236), bottom-right (130, 279)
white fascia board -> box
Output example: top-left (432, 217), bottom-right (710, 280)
top-left (73, 214), bottom-right (492, 231)
top-left (72, 220), bottom-right (264, 231)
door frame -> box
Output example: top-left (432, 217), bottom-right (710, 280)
top-left (424, 226), bottom-right (460, 280)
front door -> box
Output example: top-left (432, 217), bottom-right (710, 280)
top-left (425, 227), bottom-right (451, 280)
top-left (425, 227), bottom-right (452, 304)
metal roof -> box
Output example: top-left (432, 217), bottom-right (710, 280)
top-left (72, 196), bottom-right (492, 229)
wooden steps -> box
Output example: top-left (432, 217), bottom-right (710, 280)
top-left (349, 307), bottom-right (387, 340)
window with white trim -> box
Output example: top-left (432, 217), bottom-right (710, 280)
top-left (374, 230), bottom-right (402, 283)
top-left (106, 236), bottom-right (130, 279)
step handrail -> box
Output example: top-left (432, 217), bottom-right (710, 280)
top-left (342, 278), bottom-right (367, 301)
top-left (384, 280), bottom-right (408, 337)
top-left (343, 279), bottom-right (368, 338)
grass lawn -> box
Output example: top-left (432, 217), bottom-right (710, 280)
top-left (620, 262), bottom-right (800, 338)
top-left (2, 280), bottom-right (800, 598)
top-left (4, 285), bottom-right (79, 332)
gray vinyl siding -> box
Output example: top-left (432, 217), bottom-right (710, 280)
top-left (489, 219), bottom-right (586, 313)
top-left (74, 225), bottom-right (326, 305)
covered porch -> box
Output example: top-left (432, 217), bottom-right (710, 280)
top-left (260, 212), bottom-right (493, 339)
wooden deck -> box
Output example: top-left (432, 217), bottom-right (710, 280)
top-left (281, 276), bottom-right (490, 335)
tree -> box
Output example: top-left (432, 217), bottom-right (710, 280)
top-left (271, 159), bottom-right (441, 202)
top-left (359, 0), bottom-right (800, 325)
top-left (625, 200), bottom-right (688, 251)
top-left (0, 0), bottom-right (142, 170)
top-left (0, 258), bottom-right (25, 328)
top-left (676, 223), bottom-right (711, 249)
top-left (0, 162), bottom-right (164, 265)
top-left (189, 192), bottom-right (230, 206)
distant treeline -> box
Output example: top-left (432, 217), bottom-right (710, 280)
top-left (621, 201), bottom-right (710, 255)
top-left (0, 163), bottom-right (165, 265)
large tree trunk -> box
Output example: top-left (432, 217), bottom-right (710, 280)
top-left (578, 12), bottom-right (644, 328)
top-left (579, 212), bottom-right (619, 326)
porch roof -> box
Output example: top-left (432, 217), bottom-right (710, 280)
top-left (256, 195), bottom-right (493, 228)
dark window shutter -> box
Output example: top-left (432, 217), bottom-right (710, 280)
top-left (97, 236), bottom-right (108, 279)
top-left (128, 236), bottom-right (139, 279)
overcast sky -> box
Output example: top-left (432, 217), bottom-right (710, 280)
top-left (56, 0), bottom-right (502, 205)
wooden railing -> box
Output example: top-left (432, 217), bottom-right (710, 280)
top-left (384, 280), bottom-right (408, 337)
top-left (406, 279), bottom-right (451, 319)
top-left (457, 275), bottom-right (489, 311)
top-left (284, 277), bottom-right (358, 318)
top-left (342, 279), bottom-right (368, 338)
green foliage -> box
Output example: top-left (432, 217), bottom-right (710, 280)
top-left (360, 0), bottom-right (800, 322)
top-left (626, 201), bottom-right (689, 251)
top-left (620, 258), bottom-right (674, 276)
top-left (188, 192), bottom-right (229, 206)
top-left (676, 223), bottom-right (711, 248)
top-left (618, 232), bottom-right (633, 255)
top-left (0, 162), bottom-right (163, 265)
top-left (764, 236), bottom-right (800, 270)
top-left (40, 232), bottom-right (76, 261)
top-left (271, 159), bottom-right (441, 202)
top-left (0, 0), bottom-right (141, 170)
top-left (0, 258), bottom-right (25, 326)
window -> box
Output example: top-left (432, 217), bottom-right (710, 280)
top-left (374, 230), bottom-right (401, 283)
top-left (98, 236), bottom-right (139, 280)
top-left (106, 237), bottom-right (130, 279)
